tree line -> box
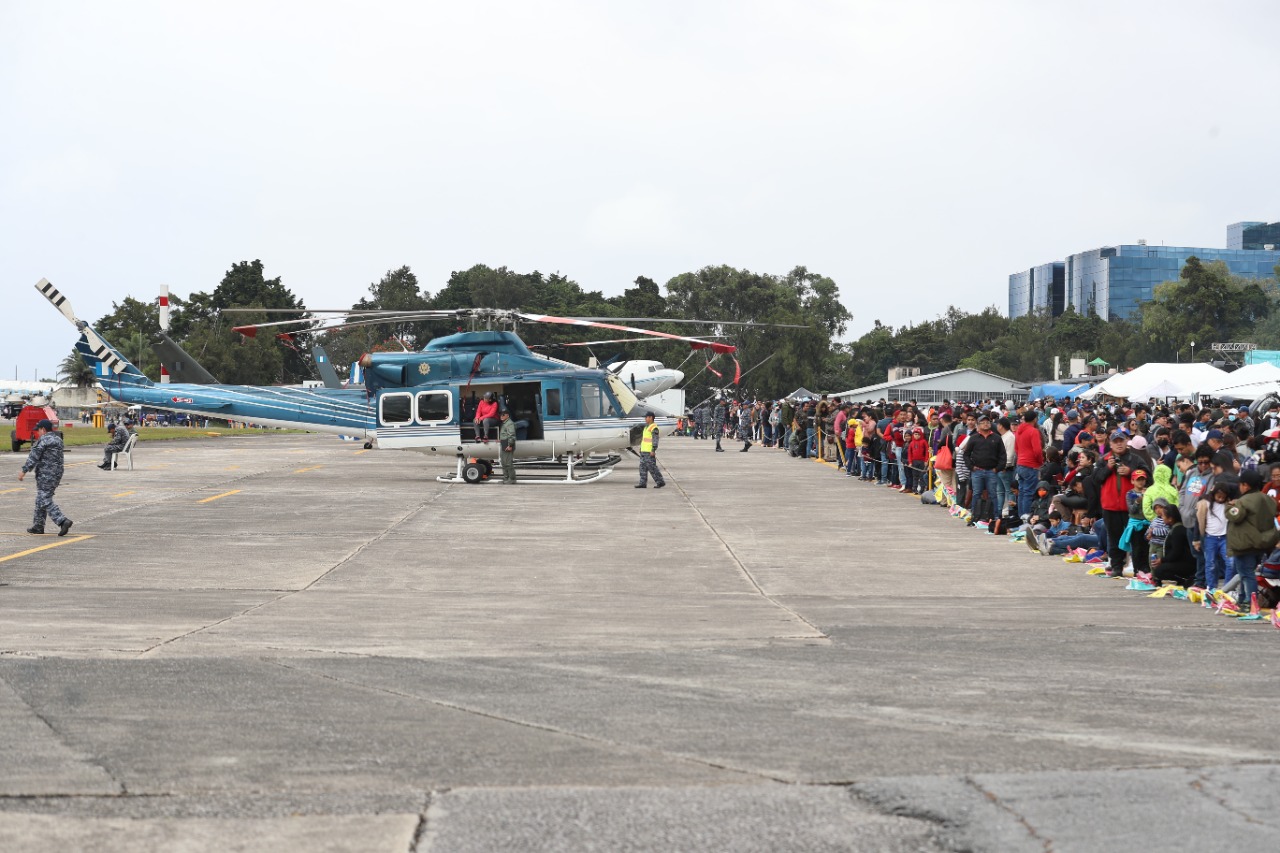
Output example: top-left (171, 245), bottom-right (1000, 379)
top-left (842, 257), bottom-right (1280, 390)
top-left (76, 260), bottom-right (853, 401)
top-left (68, 255), bottom-right (1280, 398)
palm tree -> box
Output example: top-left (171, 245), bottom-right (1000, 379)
top-left (57, 351), bottom-right (97, 389)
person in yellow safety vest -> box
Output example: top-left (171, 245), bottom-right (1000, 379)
top-left (635, 412), bottom-right (666, 489)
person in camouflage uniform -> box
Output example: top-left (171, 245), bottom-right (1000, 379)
top-left (18, 419), bottom-right (73, 536)
top-left (711, 398), bottom-right (726, 452)
top-left (100, 418), bottom-right (131, 469)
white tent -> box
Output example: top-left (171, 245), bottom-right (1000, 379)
top-left (1205, 362), bottom-right (1280, 397)
top-left (1078, 362), bottom-right (1229, 401)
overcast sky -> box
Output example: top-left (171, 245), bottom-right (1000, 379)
top-left (3, 0), bottom-right (1278, 382)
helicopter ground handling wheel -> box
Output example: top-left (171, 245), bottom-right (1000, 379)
top-left (437, 453), bottom-right (616, 485)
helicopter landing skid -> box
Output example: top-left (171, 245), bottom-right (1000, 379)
top-left (437, 453), bottom-right (616, 485)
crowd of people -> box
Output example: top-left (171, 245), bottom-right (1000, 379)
top-left (686, 394), bottom-right (1280, 613)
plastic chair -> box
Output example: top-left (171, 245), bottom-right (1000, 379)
top-left (110, 433), bottom-right (138, 470)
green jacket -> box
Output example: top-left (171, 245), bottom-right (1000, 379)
top-left (1225, 489), bottom-right (1278, 555)
top-left (498, 418), bottom-right (518, 450)
top-left (1142, 464), bottom-right (1179, 521)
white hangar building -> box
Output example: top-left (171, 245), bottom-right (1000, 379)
top-left (830, 368), bottom-right (1025, 404)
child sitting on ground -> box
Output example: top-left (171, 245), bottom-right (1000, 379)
top-left (1028, 510), bottom-right (1072, 554)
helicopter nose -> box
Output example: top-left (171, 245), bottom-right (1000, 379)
top-left (671, 369), bottom-right (684, 385)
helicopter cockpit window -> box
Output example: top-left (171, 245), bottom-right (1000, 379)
top-left (379, 393), bottom-right (413, 426)
top-left (415, 391), bottom-right (451, 424)
top-left (604, 374), bottom-right (639, 416)
top-left (545, 388), bottom-right (561, 416)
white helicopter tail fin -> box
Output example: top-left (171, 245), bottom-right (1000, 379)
top-left (37, 279), bottom-right (154, 388)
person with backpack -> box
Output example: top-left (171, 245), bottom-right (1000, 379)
top-left (1225, 469), bottom-right (1278, 606)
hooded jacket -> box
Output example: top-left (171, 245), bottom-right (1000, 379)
top-left (1142, 464), bottom-right (1179, 521)
top-left (1225, 489), bottom-right (1279, 556)
top-left (1029, 481), bottom-right (1054, 520)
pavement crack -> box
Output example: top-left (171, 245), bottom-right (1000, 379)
top-left (268, 660), bottom-right (790, 784)
top-left (1190, 772), bottom-right (1266, 826)
top-left (0, 673), bottom-right (127, 796)
top-left (661, 468), bottom-right (828, 641)
top-left (844, 785), bottom-right (968, 853)
top-left (409, 790), bottom-right (443, 853)
top-left (965, 776), bottom-right (1053, 852)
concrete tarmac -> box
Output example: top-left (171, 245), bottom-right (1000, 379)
top-left (1, 434), bottom-right (1277, 852)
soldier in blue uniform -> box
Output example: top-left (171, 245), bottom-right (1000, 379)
top-left (635, 412), bottom-right (666, 489)
top-left (18, 419), bottom-right (73, 536)
top-left (711, 398), bottom-right (726, 452)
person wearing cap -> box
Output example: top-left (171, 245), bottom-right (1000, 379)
top-left (1061, 409), bottom-right (1083, 455)
top-left (100, 418), bottom-right (131, 469)
top-left (17, 419), bottom-right (73, 536)
top-left (1145, 497), bottom-right (1172, 568)
top-left (1201, 428), bottom-right (1226, 455)
top-left (962, 414), bottom-right (1005, 522)
top-left (1065, 430), bottom-right (1096, 466)
top-left (498, 409), bottom-right (518, 484)
top-left (1225, 470), bottom-right (1277, 606)
top-left (635, 411), bottom-right (666, 489)
top-left (1094, 430), bottom-right (1151, 577)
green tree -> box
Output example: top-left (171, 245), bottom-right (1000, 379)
top-left (57, 351), bottom-right (97, 388)
top-left (1137, 257), bottom-right (1271, 361)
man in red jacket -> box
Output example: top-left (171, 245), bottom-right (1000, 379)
top-left (1013, 409), bottom-right (1045, 519)
top-left (1093, 430), bottom-right (1152, 577)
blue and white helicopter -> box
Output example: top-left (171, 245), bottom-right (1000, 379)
top-left (36, 279), bottom-right (741, 484)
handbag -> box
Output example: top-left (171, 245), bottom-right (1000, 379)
top-left (934, 445), bottom-right (954, 471)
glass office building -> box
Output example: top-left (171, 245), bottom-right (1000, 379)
top-left (1228, 220), bottom-right (1280, 251)
top-left (1064, 244), bottom-right (1280, 320)
top-left (1007, 262), bottom-right (1065, 318)
top-left (1009, 221), bottom-right (1280, 321)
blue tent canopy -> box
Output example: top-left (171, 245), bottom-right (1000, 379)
top-left (1027, 383), bottom-right (1092, 401)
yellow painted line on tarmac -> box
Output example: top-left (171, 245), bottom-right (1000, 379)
top-left (354, 449), bottom-right (371, 456)
top-left (0, 534), bottom-right (95, 564)
top-left (293, 465), bottom-right (323, 474)
top-left (67, 461), bottom-right (99, 467)
top-left (111, 491), bottom-right (136, 498)
top-left (224, 465), bottom-right (241, 470)
top-left (197, 489), bottom-right (242, 504)
top-left (0, 487), bottom-right (24, 495)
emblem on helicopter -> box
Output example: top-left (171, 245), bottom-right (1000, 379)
top-left (418, 363), bottom-right (430, 375)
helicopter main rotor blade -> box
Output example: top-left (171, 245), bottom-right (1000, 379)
top-left (569, 317), bottom-right (809, 328)
top-left (516, 313), bottom-right (736, 354)
top-left (230, 311), bottom-right (463, 338)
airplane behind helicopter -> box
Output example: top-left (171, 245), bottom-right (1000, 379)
top-left (35, 278), bottom-right (761, 484)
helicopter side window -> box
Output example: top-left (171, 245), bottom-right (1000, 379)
top-left (545, 388), bottom-right (561, 417)
top-left (415, 391), bottom-right (451, 424)
top-left (579, 383), bottom-right (615, 419)
top-left (379, 393), bottom-right (413, 426)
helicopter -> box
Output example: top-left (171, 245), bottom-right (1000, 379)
top-left (35, 278), bottom-right (760, 484)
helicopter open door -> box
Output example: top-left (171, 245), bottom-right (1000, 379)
top-left (375, 389), bottom-right (459, 452)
